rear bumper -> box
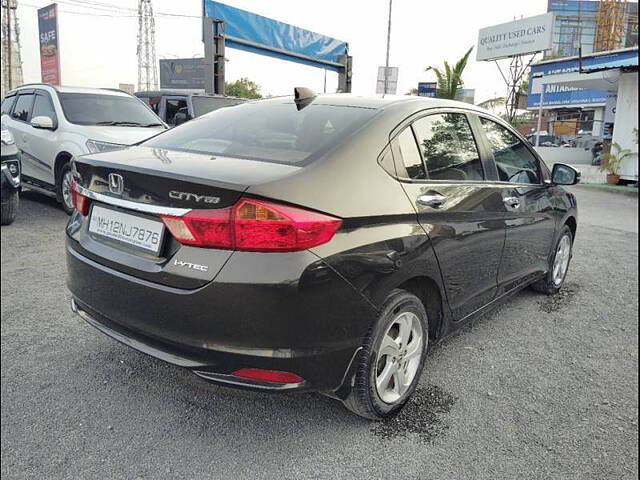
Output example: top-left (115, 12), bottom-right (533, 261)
top-left (66, 239), bottom-right (375, 393)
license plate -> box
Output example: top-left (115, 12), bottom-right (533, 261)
top-left (89, 205), bottom-right (165, 254)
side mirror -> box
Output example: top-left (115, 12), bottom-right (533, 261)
top-left (552, 163), bottom-right (581, 186)
top-left (31, 115), bottom-right (55, 130)
top-left (173, 108), bottom-right (192, 126)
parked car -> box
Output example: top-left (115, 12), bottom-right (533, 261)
top-left (1, 128), bottom-right (20, 225)
top-left (134, 90), bottom-right (245, 127)
top-left (66, 92), bottom-right (580, 419)
top-left (1, 84), bottom-right (167, 214)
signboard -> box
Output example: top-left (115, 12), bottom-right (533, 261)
top-left (477, 13), bottom-right (554, 61)
top-left (160, 58), bottom-right (206, 89)
top-left (38, 3), bottom-right (61, 85)
top-left (376, 66), bottom-right (398, 94)
top-left (202, 1), bottom-right (348, 71)
top-left (118, 83), bottom-right (135, 94)
top-left (418, 82), bottom-right (437, 97)
top-left (455, 89), bottom-right (475, 104)
top-left (526, 49), bottom-right (638, 109)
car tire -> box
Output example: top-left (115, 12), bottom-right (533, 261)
top-left (531, 225), bottom-right (573, 295)
top-left (1, 189), bottom-right (19, 225)
top-left (57, 162), bottom-right (74, 215)
top-left (343, 289), bottom-right (428, 420)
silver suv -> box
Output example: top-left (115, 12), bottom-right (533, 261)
top-left (0, 84), bottom-right (167, 213)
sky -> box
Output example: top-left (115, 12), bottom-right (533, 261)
top-left (14, 0), bottom-right (547, 103)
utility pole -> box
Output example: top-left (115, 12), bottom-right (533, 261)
top-left (1, 0), bottom-right (23, 98)
top-left (137, 0), bottom-right (158, 91)
top-left (384, 0), bottom-right (393, 94)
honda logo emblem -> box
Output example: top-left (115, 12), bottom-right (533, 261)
top-left (108, 173), bottom-right (124, 195)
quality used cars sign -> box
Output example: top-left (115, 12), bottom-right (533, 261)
top-left (476, 13), bottom-right (555, 61)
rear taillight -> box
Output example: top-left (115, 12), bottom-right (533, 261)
top-left (70, 179), bottom-right (90, 216)
top-left (160, 198), bottom-right (341, 252)
top-left (232, 368), bottom-right (304, 384)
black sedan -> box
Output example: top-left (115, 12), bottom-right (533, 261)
top-left (66, 91), bottom-right (579, 419)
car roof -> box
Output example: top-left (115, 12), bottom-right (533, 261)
top-left (134, 90), bottom-right (244, 100)
top-left (9, 84), bottom-right (131, 97)
top-left (250, 93), bottom-right (486, 112)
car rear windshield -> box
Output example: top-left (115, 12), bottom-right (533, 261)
top-left (192, 96), bottom-right (245, 117)
top-left (59, 93), bottom-right (162, 126)
top-left (142, 102), bottom-right (378, 165)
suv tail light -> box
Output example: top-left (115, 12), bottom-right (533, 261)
top-left (160, 198), bottom-right (341, 252)
top-left (70, 180), bottom-right (90, 216)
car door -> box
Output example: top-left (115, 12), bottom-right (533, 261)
top-left (477, 115), bottom-right (557, 294)
top-left (6, 91), bottom-right (39, 179)
top-left (23, 90), bottom-right (60, 185)
top-left (392, 110), bottom-right (507, 321)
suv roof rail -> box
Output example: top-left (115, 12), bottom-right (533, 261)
top-left (7, 83), bottom-right (59, 93)
top-left (101, 88), bottom-right (132, 95)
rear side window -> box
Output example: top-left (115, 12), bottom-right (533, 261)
top-left (412, 113), bottom-right (484, 181)
top-left (480, 117), bottom-right (541, 184)
top-left (32, 93), bottom-right (57, 122)
top-left (143, 102), bottom-right (378, 166)
top-left (393, 127), bottom-right (426, 180)
top-left (1, 95), bottom-right (16, 115)
top-left (139, 96), bottom-right (162, 115)
top-left (192, 96), bottom-right (244, 117)
top-left (11, 93), bottom-right (34, 122)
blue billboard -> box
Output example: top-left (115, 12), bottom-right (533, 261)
top-left (418, 82), bottom-right (437, 97)
top-left (527, 49), bottom-right (638, 108)
top-left (202, 1), bottom-right (348, 71)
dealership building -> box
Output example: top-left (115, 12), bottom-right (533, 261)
top-left (525, 1), bottom-right (638, 182)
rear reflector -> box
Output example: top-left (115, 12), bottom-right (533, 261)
top-left (70, 180), bottom-right (90, 216)
top-left (232, 368), bottom-right (304, 384)
top-left (160, 198), bottom-right (341, 252)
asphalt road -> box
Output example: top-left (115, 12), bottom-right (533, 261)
top-left (1, 187), bottom-right (638, 480)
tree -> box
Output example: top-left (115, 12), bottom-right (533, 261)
top-left (405, 87), bottom-right (419, 96)
top-left (225, 78), bottom-right (262, 99)
top-left (425, 46), bottom-right (474, 99)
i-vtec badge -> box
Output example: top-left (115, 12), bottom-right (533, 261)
top-left (169, 190), bottom-right (220, 204)
top-left (173, 259), bottom-right (209, 272)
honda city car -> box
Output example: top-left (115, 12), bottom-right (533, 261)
top-left (66, 91), bottom-right (579, 419)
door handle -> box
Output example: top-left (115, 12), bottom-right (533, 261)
top-left (503, 196), bottom-right (521, 208)
top-left (22, 134), bottom-right (27, 142)
top-left (416, 193), bottom-right (447, 209)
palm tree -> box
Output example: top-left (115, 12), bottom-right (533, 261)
top-left (425, 46), bottom-right (474, 99)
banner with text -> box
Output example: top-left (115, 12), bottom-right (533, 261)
top-left (38, 4), bottom-right (61, 85)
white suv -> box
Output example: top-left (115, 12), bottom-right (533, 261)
top-left (0, 84), bottom-right (167, 213)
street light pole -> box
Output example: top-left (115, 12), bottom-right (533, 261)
top-left (384, 0), bottom-right (393, 95)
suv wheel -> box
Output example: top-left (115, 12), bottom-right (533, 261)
top-left (532, 225), bottom-right (573, 295)
top-left (1, 189), bottom-right (19, 225)
top-left (58, 163), bottom-right (74, 215)
top-left (343, 289), bottom-right (428, 420)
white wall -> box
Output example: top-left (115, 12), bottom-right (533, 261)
top-left (534, 146), bottom-right (592, 165)
top-left (612, 72), bottom-right (639, 181)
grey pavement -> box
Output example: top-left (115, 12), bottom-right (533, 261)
top-left (1, 187), bottom-right (638, 480)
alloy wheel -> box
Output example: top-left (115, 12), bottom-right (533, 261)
top-left (374, 311), bottom-right (424, 404)
top-left (552, 234), bottom-right (572, 286)
top-left (61, 170), bottom-right (74, 211)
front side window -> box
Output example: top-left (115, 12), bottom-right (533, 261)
top-left (165, 98), bottom-right (188, 125)
top-left (480, 117), bottom-right (541, 184)
top-left (11, 93), bottom-right (34, 122)
top-left (143, 102), bottom-right (378, 166)
top-left (32, 93), bottom-right (57, 122)
top-left (59, 93), bottom-right (162, 126)
top-left (1, 95), bottom-right (16, 115)
top-left (412, 113), bottom-right (484, 181)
